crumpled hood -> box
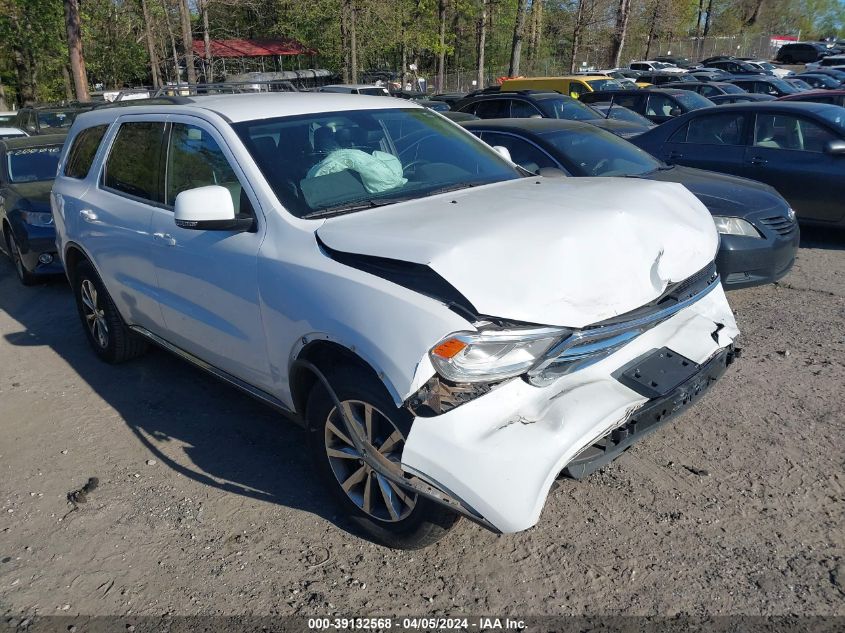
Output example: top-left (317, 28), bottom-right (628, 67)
top-left (640, 165), bottom-right (788, 217)
top-left (317, 177), bottom-right (719, 328)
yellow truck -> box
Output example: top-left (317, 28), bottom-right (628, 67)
top-left (501, 76), bottom-right (626, 98)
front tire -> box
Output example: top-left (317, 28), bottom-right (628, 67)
top-left (306, 367), bottom-right (460, 549)
top-left (72, 260), bottom-right (148, 363)
top-left (7, 232), bottom-right (37, 286)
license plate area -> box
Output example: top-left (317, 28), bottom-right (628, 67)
top-left (615, 347), bottom-right (700, 399)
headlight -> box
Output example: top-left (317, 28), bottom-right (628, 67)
top-left (713, 216), bottom-right (760, 238)
top-left (21, 211), bottom-right (54, 227)
top-left (429, 326), bottom-right (568, 383)
top-left (787, 207), bottom-right (796, 222)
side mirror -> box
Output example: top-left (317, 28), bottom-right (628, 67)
top-left (492, 145), bottom-right (513, 162)
top-left (174, 185), bottom-right (253, 231)
top-left (824, 139), bottom-right (845, 156)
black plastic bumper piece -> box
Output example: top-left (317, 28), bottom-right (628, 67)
top-left (561, 345), bottom-right (738, 481)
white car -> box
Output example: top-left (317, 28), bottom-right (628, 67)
top-left (745, 60), bottom-right (793, 78)
top-left (0, 126), bottom-right (28, 140)
top-left (319, 84), bottom-right (390, 96)
top-left (629, 61), bottom-right (687, 74)
top-left (51, 94), bottom-right (740, 548)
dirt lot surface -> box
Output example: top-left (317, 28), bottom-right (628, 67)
top-left (1, 230), bottom-right (843, 621)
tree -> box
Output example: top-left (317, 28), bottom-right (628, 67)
top-left (177, 0), bottom-right (197, 84)
top-left (569, 0), bottom-right (584, 73)
top-left (64, 0), bottom-right (89, 100)
top-left (609, 0), bottom-right (631, 68)
top-left (436, 0), bottom-right (447, 92)
top-left (477, 0), bottom-right (488, 87)
top-left (508, 0), bottom-right (527, 76)
top-left (139, 0), bottom-right (162, 89)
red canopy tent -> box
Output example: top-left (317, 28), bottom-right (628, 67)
top-left (192, 38), bottom-right (316, 58)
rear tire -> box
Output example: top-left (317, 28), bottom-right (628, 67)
top-left (305, 366), bottom-right (460, 549)
top-left (72, 260), bottom-right (148, 363)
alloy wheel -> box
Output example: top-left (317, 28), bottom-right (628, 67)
top-left (80, 279), bottom-right (109, 349)
top-left (324, 400), bottom-right (417, 522)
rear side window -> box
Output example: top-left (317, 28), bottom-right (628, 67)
top-left (678, 113), bottom-right (747, 145)
top-left (64, 125), bottom-right (108, 179)
top-left (103, 121), bottom-right (166, 202)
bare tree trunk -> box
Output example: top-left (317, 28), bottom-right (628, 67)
top-left (350, 0), bottom-right (358, 84)
top-left (64, 0), bottom-right (90, 101)
top-left (178, 0), bottom-right (197, 84)
top-left (340, 0), bottom-right (350, 83)
top-left (703, 0), bottom-right (714, 37)
top-left (436, 0), bottom-right (447, 92)
top-left (201, 0), bottom-right (212, 82)
top-left (569, 0), bottom-right (584, 73)
top-left (609, 0), bottom-right (631, 68)
top-left (0, 80), bottom-right (7, 111)
top-left (508, 0), bottom-right (527, 76)
top-left (140, 0), bottom-right (162, 88)
top-left (477, 0), bottom-right (488, 88)
top-left (645, 0), bottom-right (660, 59)
top-left (527, 0), bottom-right (542, 70)
top-left (62, 65), bottom-right (74, 100)
top-left (162, 0), bottom-right (181, 83)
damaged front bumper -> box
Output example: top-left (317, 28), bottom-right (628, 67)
top-left (401, 281), bottom-right (739, 533)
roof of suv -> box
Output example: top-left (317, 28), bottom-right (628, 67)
top-left (73, 92), bottom-right (421, 126)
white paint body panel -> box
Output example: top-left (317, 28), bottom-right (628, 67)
top-left (402, 283), bottom-right (738, 533)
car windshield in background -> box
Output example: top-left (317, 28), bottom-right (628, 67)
top-left (37, 109), bottom-right (84, 131)
top-left (0, 114), bottom-right (15, 124)
top-left (542, 127), bottom-right (661, 177)
top-left (358, 88), bottom-right (389, 96)
top-left (234, 107), bottom-right (520, 218)
top-left (6, 145), bottom-right (62, 182)
top-left (721, 83), bottom-right (745, 94)
top-left (672, 91), bottom-right (714, 110)
top-left (538, 97), bottom-right (601, 121)
top-left (586, 79), bottom-right (624, 91)
top-left (593, 104), bottom-right (654, 127)
top-left (806, 75), bottom-right (840, 88)
top-left (769, 78), bottom-right (800, 93)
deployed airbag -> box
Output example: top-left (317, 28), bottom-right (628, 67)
top-left (306, 149), bottom-right (407, 194)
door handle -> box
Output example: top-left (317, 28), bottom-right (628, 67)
top-left (748, 156), bottom-right (768, 165)
top-left (667, 151), bottom-right (683, 161)
top-left (80, 208), bottom-right (98, 223)
top-left (153, 232), bottom-right (176, 246)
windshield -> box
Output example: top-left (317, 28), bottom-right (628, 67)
top-left (538, 96), bottom-right (601, 121)
top-left (653, 62), bottom-right (674, 69)
top-left (6, 145), bottom-right (62, 182)
top-left (737, 62), bottom-right (760, 72)
top-left (788, 79), bottom-right (813, 90)
top-left (37, 109), bottom-right (84, 131)
top-left (586, 78), bottom-right (624, 91)
top-left (769, 78), bottom-right (800, 93)
top-left (721, 83), bottom-right (745, 94)
top-left (542, 127), bottom-right (660, 177)
top-left (0, 114), bottom-right (15, 124)
top-left (358, 87), bottom-right (389, 96)
top-left (594, 103), bottom-right (654, 127)
top-left (672, 91), bottom-right (714, 110)
top-left (233, 107), bottom-right (520, 218)
top-left (807, 75), bottom-right (840, 87)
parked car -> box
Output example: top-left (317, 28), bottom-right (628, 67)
top-left (634, 72), bottom-right (693, 87)
top-left (0, 134), bottom-right (66, 284)
top-left (668, 81), bottom-right (746, 98)
top-left (413, 99), bottom-right (450, 112)
top-left (0, 127), bottom-right (28, 140)
top-left (726, 77), bottom-right (801, 97)
top-left (705, 59), bottom-right (772, 76)
top-left (801, 68), bottom-right (845, 84)
top-left (589, 102), bottom-right (656, 128)
top-left (775, 42), bottom-right (831, 64)
top-left (0, 112), bottom-right (16, 125)
top-left (429, 92), bottom-right (466, 108)
top-left (454, 91), bottom-right (650, 137)
top-left (653, 55), bottom-right (696, 68)
top-left (501, 76), bottom-right (625, 98)
top-left (741, 60), bottom-right (793, 78)
top-left (579, 88), bottom-right (715, 124)
top-left (699, 56), bottom-right (737, 65)
top-left (462, 118), bottom-right (798, 289)
top-left (13, 104), bottom-right (94, 135)
top-left (689, 68), bottom-right (735, 82)
top-left (806, 54), bottom-right (845, 69)
top-left (784, 78), bottom-right (815, 91)
top-left (795, 73), bottom-right (843, 90)
top-left (709, 93), bottom-right (777, 105)
top-left (629, 61), bottom-right (686, 74)
top-left (319, 84), bottom-right (390, 96)
top-left (777, 88), bottom-right (845, 107)
top-left (52, 94), bottom-right (740, 548)
top-left (631, 102), bottom-right (845, 226)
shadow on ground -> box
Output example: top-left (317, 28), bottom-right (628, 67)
top-left (0, 257), bottom-right (354, 537)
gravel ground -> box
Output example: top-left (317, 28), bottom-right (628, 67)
top-left (0, 229), bottom-right (843, 622)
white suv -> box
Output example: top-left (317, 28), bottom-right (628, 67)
top-left (52, 93), bottom-right (739, 548)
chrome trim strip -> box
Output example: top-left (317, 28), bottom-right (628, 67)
top-left (529, 275), bottom-right (721, 377)
top-left (129, 325), bottom-right (297, 418)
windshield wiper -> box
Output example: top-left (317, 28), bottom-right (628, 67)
top-left (302, 183), bottom-right (480, 219)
